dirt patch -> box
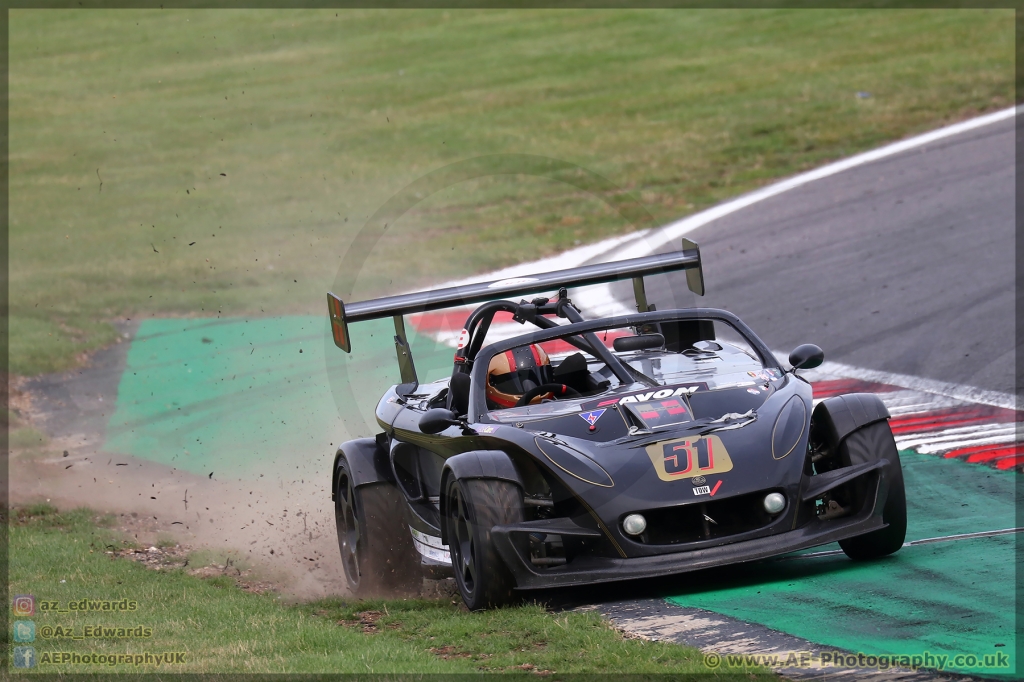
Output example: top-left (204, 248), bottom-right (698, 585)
top-left (429, 645), bottom-right (473, 660)
top-left (8, 375), bottom-right (34, 423)
top-left (9, 432), bottom-right (463, 601)
top-left (8, 329), bottom-right (351, 598)
top-left (8, 328), bottom-right (461, 602)
top-left (10, 442), bottom-right (348, 599)
top-left (510, 663), bottom-right (553, 675)
top-left (475, 661), bottom-right (553, 675)
top-left (334, 610), bottom-right (404, 633)
top-left (111, 540), bottom-right (277, 595)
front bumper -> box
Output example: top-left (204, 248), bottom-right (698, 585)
top-left (492, 455), bottom-right (893, 590)
top-left (493, 510), bottom-right (886, 589)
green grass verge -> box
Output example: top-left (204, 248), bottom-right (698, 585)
top-left (10, 9), bottom-right (1014, 374)
top-left (9, 505), bottom-right (769, 675)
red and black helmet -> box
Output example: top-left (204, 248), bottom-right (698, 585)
top-left (486, 345), bottom-right (552, 408)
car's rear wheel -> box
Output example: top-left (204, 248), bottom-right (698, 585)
top-left (835, 421), bottom-right (907, 560)
top-left (334, 457), bottom-right (419, 595)
top-left (444, 476), bottom-right (522, 610)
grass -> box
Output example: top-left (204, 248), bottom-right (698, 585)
top-left (9, 426), bottom-right (49, 450)
top-left (9, 9), bottom-right (1014, 374)
top-left (8, 504), bottom-right (770, 675)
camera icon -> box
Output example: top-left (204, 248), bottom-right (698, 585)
top-left (12, 595), bottom-right (35, 617)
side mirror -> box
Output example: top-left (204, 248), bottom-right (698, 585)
top-left (419, 408), bottom-right (460, 435)
top-left (788, 343), bottom-right (824, 372)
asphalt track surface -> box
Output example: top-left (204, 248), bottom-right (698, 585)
top-left (589, 115), bottom-right (1018, 678)
top-left (633, 116), bottom-right (1015, 394)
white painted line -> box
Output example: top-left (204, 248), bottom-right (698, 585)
top-left (411, 107), bottom-right (1018, 421)
top-left (898, 432), bottom-right (1018, 454)
top-left (783, 527), bottom-right (1024, 560)
top-left (801, 359), bottom-right (1017, 416)
top-left (417, 105), bottom-right (1018, 302)
top-left (894, 423), bottom-right (1016, 449)
top-left (883, 396), bottom-right (966, 417)
top-left (915, 434), bottom-right (1017, 455)
top-left (811, 359), bottom-right (1016, 412)
top-left (905, 526), bottom-right (1023, 546)
top-left (423, 107), bottom-right (1016, 307)
top-left (574, 106), bottom-right (1019, 323)
top-left (609, 106), bottom-right (1019, 262)
top-left (899, 421), bottom-right (1016, 439)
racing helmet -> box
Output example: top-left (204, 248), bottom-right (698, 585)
top-left (486, 345), bottom-right (552, 408)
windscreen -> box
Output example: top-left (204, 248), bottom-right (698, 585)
top-left (484, 317), bottom-right (779, 424)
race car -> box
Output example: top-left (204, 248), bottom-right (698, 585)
top-left (327, 239), bottom-right (906, 609)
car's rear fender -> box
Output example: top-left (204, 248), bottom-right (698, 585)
top-left (331, 433), bottom-right (393, 500)
top-left (439, 450), bottom-right (523, 545)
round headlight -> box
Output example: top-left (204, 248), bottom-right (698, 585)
top-left (622, 513), bottom-right (647, 536)
top-left (763, 492), bottom-right (786, 514)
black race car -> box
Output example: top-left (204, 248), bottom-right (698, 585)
top-left (327, 240), bottom-right (906, 609)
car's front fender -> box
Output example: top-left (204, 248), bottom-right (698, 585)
top-left (439, 450), bottom-right (523, 544)
top-left (811, 393), bottom-right (891, 448)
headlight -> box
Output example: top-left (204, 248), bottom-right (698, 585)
top-left (622, 514), bottom-right (647, 536)
top-left (763, 492), bottom-right (786, 514)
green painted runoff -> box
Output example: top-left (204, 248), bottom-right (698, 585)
top-left (103, 316), bottom-right (454, 479)
top-left (666, 451), bottom-right (1016, 676)
top-left (104, 318), bottom-right (1017, 677)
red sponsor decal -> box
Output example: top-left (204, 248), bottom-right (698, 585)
top-left (662, 399), bottom-right (688, 415)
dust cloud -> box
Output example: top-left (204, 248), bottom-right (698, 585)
top-left (11, 440), bottom-right (349, 600)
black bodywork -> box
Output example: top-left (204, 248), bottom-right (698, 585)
top-left (328, 241), bottom-right (900, 591)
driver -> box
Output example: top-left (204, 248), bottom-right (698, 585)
top-left (486, 345), bottom-right (554, 408)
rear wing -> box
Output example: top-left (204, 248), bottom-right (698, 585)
top-left (327, 238), bottom-right (703, 383)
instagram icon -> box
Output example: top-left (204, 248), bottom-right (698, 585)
top-left (12, 595), bottom-right (35, 617)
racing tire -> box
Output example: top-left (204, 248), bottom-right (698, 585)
top-left (836, 421), bottom-right (907, 561)
top-left (444, 476), bottom-right (523, 610)
top-left (334, 457), bottom-right (419, 596)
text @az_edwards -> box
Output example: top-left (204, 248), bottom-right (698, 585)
top-left (38, 624), bottom-right (153, 639)
top-left (704, 650), bottom-right (1011, 672)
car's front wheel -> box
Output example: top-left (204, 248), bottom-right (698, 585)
top-left (835, 421), bottom-right (908, 560)
top-left (444, 476), bottom-right (523, 610)
top-left (334, 457), bottom-right (418, 596)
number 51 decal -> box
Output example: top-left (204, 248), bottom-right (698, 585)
top-left (645, 435), bottom-right (733, 482)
